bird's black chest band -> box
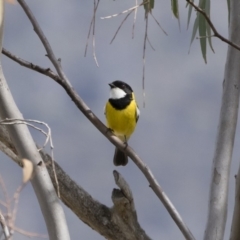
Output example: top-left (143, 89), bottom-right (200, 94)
top-left (109, 95), bottom-right (132, 110)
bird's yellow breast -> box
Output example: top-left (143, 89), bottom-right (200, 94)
top-left (105, 99), bottom-right (138, 141)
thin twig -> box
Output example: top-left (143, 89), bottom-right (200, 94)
top-left (2, 48), bottom-right (62, 84)
top-left (85, 0), bottom-right (100, 67)
top-left (110, 10), bottom-right (134, 44)
top-left (84, 11), bottom-right (93, 56)
top-left (186, 0), bottom-right (240, 51)
top-left (147, 36), bottom-right (155, 51)
top-left (142, 13), bottom-right (148, 108)
top-left (0, 174), bottom-right (11, 228)
top-left (12, 226), bottom-right (48, 238)
top-left (11, 184), bottom-right (25, 227)
top-left (0, 118), bottom-right (60, 198)
top-left (17, 0), bottom-right (72, 87)
top-left (92, 0), bottom-right (99, 67)
top-left (132, 0), bottom-right (138, 39)
top-left (101, 1), bottom-right (145, 19)
top-left (0, 210), bottom-right (10, 239)
top-left (150, 12), bottom-right (168, 36)
top-left (84, 0), bottom-right (100, 57)
top-left (0, 177), bottom-right (47, 239)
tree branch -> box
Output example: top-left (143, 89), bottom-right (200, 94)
top-left (186, 0), bottom-right (240, 51)
top-left (0, 1), bottom-right (70, 239)
top-left (8, 1), bottom-right (196, 239)
top-left (0, 210), bottom-right (11, 239)
top-left (203, 1), bottom-right (240, 239)
top-left (16, 0), bottom-right (71, 87)
top-left (2, 33), bottom-right (196, 240)
top-left (2, 48), bottom-right (62, 83)
top-left (0, 126), bottom-right (151, 240)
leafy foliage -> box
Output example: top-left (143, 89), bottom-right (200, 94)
top-left (188, 0), bottom-right (214, 63)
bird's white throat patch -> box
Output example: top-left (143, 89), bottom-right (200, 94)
top-left (110, 87), bottom-right (126, 99)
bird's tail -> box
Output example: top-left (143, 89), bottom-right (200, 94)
top-left (113, 148), bottom-right (128, 166)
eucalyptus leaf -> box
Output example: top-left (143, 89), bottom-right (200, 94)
top-left (190, 13), bottom-right (199, 46)
top-left (187, 3), bottom-right (193, 29)
top-left (227, 0), bottom-right (230, 24)
top-left (205, 0), bottom-right (214, 52)
top-left (199, 13), bottom-right (207, 63)
top-left (171, 0), bottom-right (179, 19)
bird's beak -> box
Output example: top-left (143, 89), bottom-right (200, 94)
top-left (109, 83), bottom-right (115, 88)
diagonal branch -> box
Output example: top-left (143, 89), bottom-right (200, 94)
top-left (11, 1), bottom-right (195, 239)
top-left (2, 48), bottom-right (62, 83)
top-left (186, 0), bottom-right (240, 51)
top-left (3, 48), bottom-right (195, 240)
top-left (17, 0), bottom-right (72, 86)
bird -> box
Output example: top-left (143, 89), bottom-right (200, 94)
top-left (105, 80), bottom-right (140, 166)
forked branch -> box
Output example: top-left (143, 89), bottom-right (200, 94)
top-left (10, 1), bottom-right (195, 239)
top-left (186, 0), bottom-right (240, 51)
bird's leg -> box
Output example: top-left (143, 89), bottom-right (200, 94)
top-left (123, 135), bottom-right (128, 150)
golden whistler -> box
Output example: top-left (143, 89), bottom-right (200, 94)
top-left (105, 81), bottom-right (140, 166)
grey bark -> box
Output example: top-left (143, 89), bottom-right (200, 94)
top-left (0, 1), bottom-right (70, 240)
top-left (204, 1), bottom-right (240, 240)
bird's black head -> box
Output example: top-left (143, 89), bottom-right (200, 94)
top-left (109, 80), bottom-right (133, 95)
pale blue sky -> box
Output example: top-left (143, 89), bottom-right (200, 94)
top-left (0, 1), bottom-right (236, 239)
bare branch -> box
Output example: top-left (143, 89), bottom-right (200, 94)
top-left (186, 0), bottom-right (240, 51)
top-left (92, 0), bottom-right (99, 67)
top-left (11, 226), bottom-right (47, 238)
top-left (0, 172), bottom-right (47, 239)
top-left (150, 12), bottom-right (168, 36)
top-left (132, 0), bottom-right (138, 38)
top-left (84, 0), bottom-right (100, 67)
top-left (0, 210), bottom-right (10, 239)
top-left (203, 0), bottom-right (240, 239)
top-left (2, 48), bottom-right (62, 83)
top-left (8, 2), bottom-right (195, 239)
top-left (100, 1), bottom-right (145, 20)
top-left (17, 0), bottom-right (72, 87)
top-left (142, 13), bottom-right (148, 108)
top-left (110, 10), bottom-right (134, 44)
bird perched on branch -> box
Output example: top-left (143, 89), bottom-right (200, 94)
top-left (105, 80), bottom-right (140, 166)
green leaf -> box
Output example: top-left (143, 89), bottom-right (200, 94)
top-left (187, 3), bottom-right (193, 29)
top-left (190, 13), bottom-right (199, 47)
top-left (199, 13), bottom-right (207, 63)
top-left (198, 0), bottom-right (206, 8)
top-left (171, 0), bottom-right (179, 19)
top-left (227, 0), bottom-right (230, 24)
top-left (171, 0), bottom-right (180, 29)
top-left (205, 0), bottom-right (214, 53)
